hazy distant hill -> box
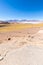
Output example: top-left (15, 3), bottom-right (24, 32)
top-left (0, 20), bottom-right (42, 24)
top-left (0, 21), bottom-right (10, 24)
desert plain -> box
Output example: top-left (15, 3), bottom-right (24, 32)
top-left (0, 22), bottom-right (43, 65)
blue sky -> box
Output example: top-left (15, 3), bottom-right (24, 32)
top-left (0, 0), bottom-right (43, 20)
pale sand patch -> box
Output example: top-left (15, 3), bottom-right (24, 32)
top-left (38, 30), bottom-right (43, 33)
top-left (0, 45), bottom-right (43, 65)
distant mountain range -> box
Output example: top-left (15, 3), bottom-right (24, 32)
top-left (6, 20), bottom-right (41, 22)
top-left (0, 20), bottom-right (43, 24)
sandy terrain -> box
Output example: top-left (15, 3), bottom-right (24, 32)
top-left (0, 23), bottom-right (43, 65)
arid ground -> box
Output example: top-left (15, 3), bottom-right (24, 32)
top-left (0, 22), bottom-right (43, 65)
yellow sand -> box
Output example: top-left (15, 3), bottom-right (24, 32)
top-left (0, 23), bottom-right (43, 32)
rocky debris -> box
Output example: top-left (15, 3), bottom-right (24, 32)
top-left (0, 51), bottom-right (8, 61)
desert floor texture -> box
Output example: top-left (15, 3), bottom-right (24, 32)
top-left (0, 23), bottom-right (43, 65)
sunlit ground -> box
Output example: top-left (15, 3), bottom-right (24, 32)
top-left (0, 23), bottom-right (43, 32)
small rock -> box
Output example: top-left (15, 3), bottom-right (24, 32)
top-left (8, 38), bottom-right (11, 40)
